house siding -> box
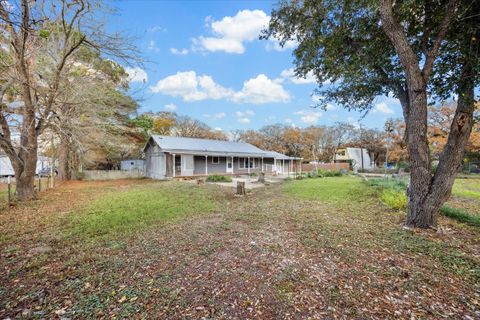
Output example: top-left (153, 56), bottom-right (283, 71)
top-left (144, 135), bottom-right (299, 179)
top-left (145, 144), bottom-right (166, 179)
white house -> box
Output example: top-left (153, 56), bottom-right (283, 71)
top-left (144, 135), bottom-right (301, 180)
top-left (334, 147), bottom-right (373, 171)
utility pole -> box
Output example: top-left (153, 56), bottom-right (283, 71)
top-left (359, 123), bottom-right (364, 170)
top-left (384, 119), bottom-right (394, 177)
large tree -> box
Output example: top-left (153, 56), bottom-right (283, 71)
top-left (0, 0), bottom-right (137, 198)
top-left (264, 0), bottom-right (479, 228)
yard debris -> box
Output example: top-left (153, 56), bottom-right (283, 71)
top-left (28, 246), bottom-right (52, 255)
top-left (0, 178), bottom-right (479, 319)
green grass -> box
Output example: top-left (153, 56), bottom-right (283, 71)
top-left (284, 176), bottom-right (480, 280)
top-left (283, 176), bottom-right (372, 203)
top-left (440, 206), bottom-right (480, 227)
top-left (365, 178), bottom-right (408, 210)
top-left (365, 177), bottom-right (408, 191)
top-left (67, 182), bottom-right (219, 239)
top-left (452, 179), bottom-right (480, 200)
top-left (379, 189), bottom-right (407, 210)
top-left (206, 174), bottom-right (232, 182)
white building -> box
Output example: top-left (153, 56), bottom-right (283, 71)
top-left (334, 147), bottom-right (374, 171)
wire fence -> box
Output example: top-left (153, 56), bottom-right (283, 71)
top-left (0, 176), bottom-right (56, 211)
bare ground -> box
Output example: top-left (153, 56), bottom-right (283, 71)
top-left (0, 179), bottom-right (479, 319)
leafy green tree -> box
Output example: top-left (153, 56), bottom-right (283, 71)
top-left (264, 0), bottom-right (479, 228)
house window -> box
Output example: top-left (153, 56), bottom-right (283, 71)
top-left (211, 156), bottom-right (220, 164)
top-left (239, 157), bottom-right (255, 169)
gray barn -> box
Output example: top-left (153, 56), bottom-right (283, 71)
top-left (144, 135), bottom-right (300, 179)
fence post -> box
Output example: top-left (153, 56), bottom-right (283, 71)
top-left (7, 176), bottom-right (11, 207)
top-left (38, 176), bottom-right (41, 192)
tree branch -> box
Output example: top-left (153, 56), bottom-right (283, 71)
top-left (379, 0), bottom-right (422, 85)
top-left (422, 0), bottom-right (458, 82)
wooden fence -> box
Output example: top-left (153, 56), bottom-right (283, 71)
top-left (301, 163), bottom-right (350, 172)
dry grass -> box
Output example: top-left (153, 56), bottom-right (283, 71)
top-left (0, 177), bottom-right (479, 319)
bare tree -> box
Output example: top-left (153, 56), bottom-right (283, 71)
top-left (0, 0), bottom-right (138, 198)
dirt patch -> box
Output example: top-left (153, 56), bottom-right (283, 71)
top-left (0, 178), bottom-right (479, 319)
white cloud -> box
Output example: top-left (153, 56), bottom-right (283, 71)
top-left (149, 71), bottom-right (233, 102)
top-left (266, 39), bottom-right (298, 52)
top-left (164, 103), bottom-right (177, 111)
top-left (234, 110), bottom-right (255, 124)
top-left (192, 9), bottom-right (270, 54)
top-left (373, 102), bottom-right (394, 114)
top-left (213, 112), bottom-right (226, 119)
top-left (233, 74), bottom-right (290, 104)
top-left (294, 110), bottom-right (323, 124)
top-left (282, 68), bottom-right (316, 84)
top-left (311, 94), bottom-right (323, 103)
top-left (151, 71), bottom-right (289, 105)
top-left (148, 25), bottom-right (165, 33)
top-left (148, 40), bottom-right (160, 52)
top-left (325, 103), bottom-right (336, 111)
top-left (170, 48), bottom-right (189, 55)
top-left (235, 110), bottom-right (255, 117)
top-left (125, 67), bottom-right (148, 83)
top-left (204, 112), bottom-right (226, 120)
top-left (237, 117), bottom-right (251, 124)
top-left (214, 127), bottom-right (223, 131)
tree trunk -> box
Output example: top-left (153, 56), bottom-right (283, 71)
top-left (405, 64), bottom-right (476, 228)
top-left (57, 138), bottom-right (71, 181)
top-left (404, 83), bottom-right (434, 227)
top-left (379, 0), bottom-right (469, 228)
top-left (13, 149), bottom-right (37, 201)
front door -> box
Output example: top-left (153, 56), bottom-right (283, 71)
top-left (226, 157), bottom-right (233, 173)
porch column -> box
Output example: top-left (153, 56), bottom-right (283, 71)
top-left (274, 158), bottom-right (277, 173)
top-left (232, 156), bottom-right (234, 174)
top-left (172, 153), bottom-right (176, 177)
top-left (205, 155), bottom-right (208, 176)
top-left (248, 156), bottom-right (250, 174)
top-left (261, 157), bottom-right (264, 173)
top-left (282, 159), bottom-right (285, 174)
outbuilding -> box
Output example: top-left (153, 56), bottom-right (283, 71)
top-left (120, 159), bottom-right (145, 171)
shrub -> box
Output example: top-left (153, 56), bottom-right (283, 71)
top-left (318, 169), bottom-right (342, 177)
top-left (366, 178), bottom-right (408, 191)
top-left (206, 174), bottom-right (232, 182)
top-left (307, 171), bottom-right (319, 178)
top-left (440, 206), bottom-right (480, 227)
top-left (380, 189), bottom-right (407, 210)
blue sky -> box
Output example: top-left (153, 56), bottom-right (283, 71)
top-left (109, 0), bottom-right (402, 132)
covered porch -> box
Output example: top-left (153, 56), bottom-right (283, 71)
top-left (165, 152), bottom-right (301, 178)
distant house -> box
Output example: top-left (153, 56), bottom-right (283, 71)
top-left (0, 155), bottom-right (53, 176)
top-left (334, 147), bottom-right (373, 171)
top-left (120, 159), bottom-right (145, 171)
top-left (144, 135), bottom-right (300, 179)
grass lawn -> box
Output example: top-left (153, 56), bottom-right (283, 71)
top-left (283, 175), bottom-right (374, 203)
top-left (452, 178), bottom-right (480, 200)
top-left (68, 182), bottom-right (218, 239)
top-left (1, 177), bottom-right (479, 319)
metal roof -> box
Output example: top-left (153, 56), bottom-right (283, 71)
top-left (147, 135), bottom-right (299, 159)
top-left (264, 151), bottom-right (301, 160)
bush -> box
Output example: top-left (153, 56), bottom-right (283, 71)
top-left (396, 161), bottom-right (411, 172)
top-left (318, 169), bottom-right (343, 177)
top-left (366, 178), bottom-right (407, 191)
top-left (380, 189), bottom-right (407, 210)
top-left (206, 174), bottom-right (232, 182)
top-left (440, 206), bottom-right (480, 227)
